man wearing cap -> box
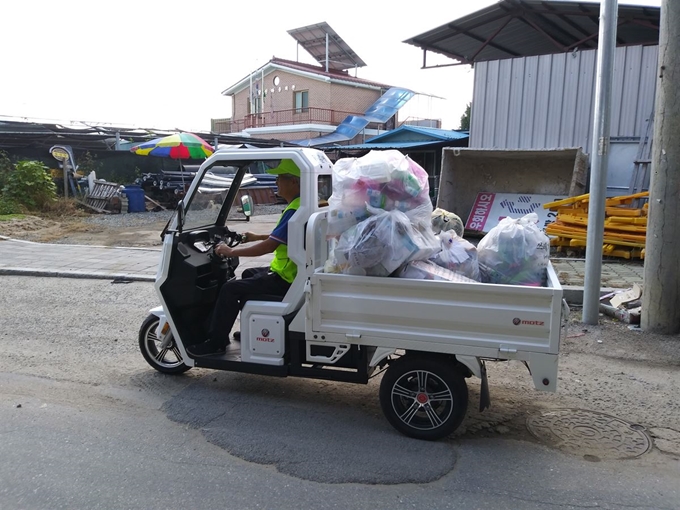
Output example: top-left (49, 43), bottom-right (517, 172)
top-left (188, 160), bottom-right (301, 357)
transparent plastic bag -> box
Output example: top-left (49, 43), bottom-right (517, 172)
top-left (430, 232), bottom-right (480, 281)
top-left (327, 150), bottom-right (433, 238)
top-left (476, 213), bottom-right (550, 286)
top-left (396, 260), bottom-right (478, 283)
top-left (333, 206), bottom-right (439, 277)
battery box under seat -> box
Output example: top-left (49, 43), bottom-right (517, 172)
top-left (239, 295), bottom-right (301, 366)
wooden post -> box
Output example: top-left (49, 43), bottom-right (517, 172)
top-left (642, 0), bottom-right (680, 334)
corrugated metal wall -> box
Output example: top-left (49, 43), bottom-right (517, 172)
top-left (470, 45), bottom-right (658, 151)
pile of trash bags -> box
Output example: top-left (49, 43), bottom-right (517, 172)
top-left (324, 150), bottom-right (549, 286)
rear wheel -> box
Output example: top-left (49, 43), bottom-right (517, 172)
top-left (138, 314), bottom-right (191, 374)
top-left (379, 355), bottom-right (468, 440)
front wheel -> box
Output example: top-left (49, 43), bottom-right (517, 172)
top-left (138, 314), bottom-right (191, 374)
top-left (379, 355), bottom-right (468, 440)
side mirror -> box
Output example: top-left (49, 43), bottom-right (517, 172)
top-left (241, 194), bottom-right (253, 220)
top-left (176, 200), bottom-right (184, 234)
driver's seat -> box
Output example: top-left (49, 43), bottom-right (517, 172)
top-left (240, 294), bottom-right (284, 308)
top-left (237, 266), bottom-right (306, 366)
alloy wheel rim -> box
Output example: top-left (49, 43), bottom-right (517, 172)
top-left (145, 320), bottom-right (184, 369)
top-left (391, 369), bottom-right (454, 431)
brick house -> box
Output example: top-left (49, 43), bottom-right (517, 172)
top-left (212, 57), bottom-right (399, 144)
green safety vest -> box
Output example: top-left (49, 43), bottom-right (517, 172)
top-left (270, 197), bottom-right (300, 283)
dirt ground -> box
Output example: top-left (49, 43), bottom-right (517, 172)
top-left (0, 214), bottom-right (168, 247)
top-left (2, 212), bottom-right (680, 462)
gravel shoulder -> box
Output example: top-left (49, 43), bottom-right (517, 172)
top-left (0, 204), bottom-right (286, 247)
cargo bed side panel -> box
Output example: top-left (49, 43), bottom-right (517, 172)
top-left (308, 264), bottom-right (562, 356)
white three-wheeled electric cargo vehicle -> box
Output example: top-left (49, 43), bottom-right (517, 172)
top-left (139, 148), bottom-right (567, 440)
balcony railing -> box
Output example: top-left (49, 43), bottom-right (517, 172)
top-left (212, 107), bottom-right (389, 134)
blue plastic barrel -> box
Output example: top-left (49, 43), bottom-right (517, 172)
top-left (122, 185), bottom-right (145, 213)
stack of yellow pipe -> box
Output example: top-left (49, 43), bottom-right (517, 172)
top-left (542, 192), bottom-right (649, 259)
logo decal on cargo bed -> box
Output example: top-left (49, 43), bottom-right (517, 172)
top-left (513, 318), bottom-right (545, 326)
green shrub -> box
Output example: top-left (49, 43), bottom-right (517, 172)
top-left (2, 160), bottom-right (57, 211)
top-left (0, 195), bottom-right (23, 215)
top-left (0, 150), bottom-right (12, 190)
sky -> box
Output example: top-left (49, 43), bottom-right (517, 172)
top-left (0, 0), bottom-right (662, 134)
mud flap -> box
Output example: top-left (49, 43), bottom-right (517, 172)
top-left (479, 360), bottom-right (491, 412)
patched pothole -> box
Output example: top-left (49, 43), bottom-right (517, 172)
top-left (526, 408), bottom-right (652, 460)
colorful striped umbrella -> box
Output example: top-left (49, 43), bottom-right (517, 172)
top-left (130, 132), bottom-right (214, 159)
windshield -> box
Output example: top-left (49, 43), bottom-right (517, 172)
top-left (181, 162), bottom-right (245, 230)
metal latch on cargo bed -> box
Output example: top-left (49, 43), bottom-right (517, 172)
top-left (498, 346), bottom-right (518, 358)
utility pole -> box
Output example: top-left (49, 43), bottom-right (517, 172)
top-left (642, 0), bottom-right (680, 334)
top-left (582, 0), bottom-right (618, 324)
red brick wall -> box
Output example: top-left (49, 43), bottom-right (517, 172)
top-left (329, 82), bottom-right (380, 113)
top-left (232, 69), bottom-right (382, 122)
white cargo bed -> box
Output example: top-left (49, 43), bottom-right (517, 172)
top-left (302, 212), bottom-right (564, 392)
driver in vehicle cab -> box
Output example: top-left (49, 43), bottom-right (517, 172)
top-left (187, 160), bottom-right (301, 357)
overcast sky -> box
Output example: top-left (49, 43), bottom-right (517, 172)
top-left (0, 0), bottom-right (662, 133)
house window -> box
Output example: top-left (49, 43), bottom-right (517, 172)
top-left (247, 96), bottom-right (263, 115)
top-left (294, 90), bottom-right (308, 113)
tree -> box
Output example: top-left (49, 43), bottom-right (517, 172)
top-left (459, 103), bottom-right (471, 131)
top-left (77, 151), bottom-right (102, 176)
top-left (642, 0), bottom-right (680, 334)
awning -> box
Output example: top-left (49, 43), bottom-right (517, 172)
top-left (404, 0), bottom-right (660, 66)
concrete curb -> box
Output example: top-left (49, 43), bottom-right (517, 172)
top-left (0, 268), bottom-right (155, 282)
top-left (562, 286), bottom-right (620, 305)
top-left (0, 235), bottom-right (161, 252)
top-left (563, 286), bottom-right (586, 305)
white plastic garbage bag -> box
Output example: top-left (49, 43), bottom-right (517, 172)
top-left (430, 232), bottom-right (480, 281)
top-left (327, 150), bottom-right (433, 238)
top-left (333, 206), bottom-right (439, 277)
top-left (476, 213), bottom-right (550, 286)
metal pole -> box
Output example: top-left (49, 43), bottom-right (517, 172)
top-left (326, 33), bottom-right (329, 73)
top-left (63, 160), bottom-right (69, 199)
top-left (115, 131), bottom-right (121, 150)
top-left (249, 72), bottom-right (253, 116)
top-left (582, 0), bottom-right (618, 324)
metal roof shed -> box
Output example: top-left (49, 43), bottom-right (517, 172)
top-left (403, 0), bottom-right (660, 67)
top-left (402, 1), bottom-right (661, 196)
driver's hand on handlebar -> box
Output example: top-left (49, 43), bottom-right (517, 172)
top-left (214, 242), bottom-right (235, 258)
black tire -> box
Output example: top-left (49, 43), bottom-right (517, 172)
top-left (138, 314), bottom-right (191, 374)
top-left (379, 355), bottom-right (468, 440)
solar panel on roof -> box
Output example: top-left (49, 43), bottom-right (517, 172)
top-left (287, 22), bottom-right (366, 71)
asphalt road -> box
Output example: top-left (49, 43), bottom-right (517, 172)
top-left (1, 276), bottom-right (679, 509)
